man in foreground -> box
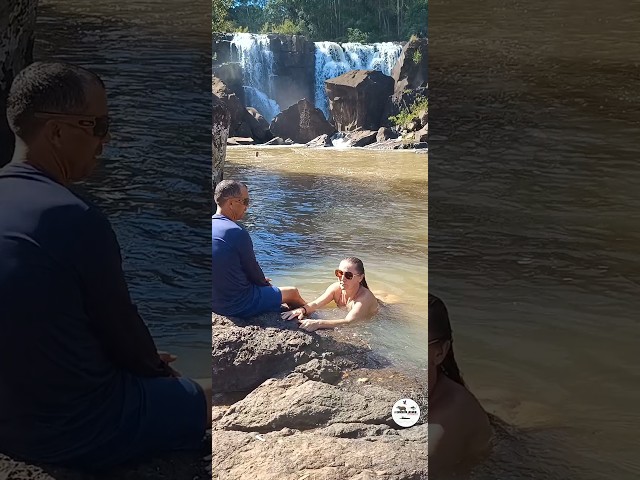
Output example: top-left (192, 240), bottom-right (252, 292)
top-left (212, 179), bottom-right (306, 317)
top-left (0, 62), bottom-right (210, 469)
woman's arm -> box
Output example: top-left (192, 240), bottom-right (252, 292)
top-left (298, 301), bottom-right (367, 331)
top-left (281, 283), bottom-right (338, 321)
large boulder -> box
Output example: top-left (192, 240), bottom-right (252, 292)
top-left (391, 37), bottom-right (428, 100)
top-left (212, 94), bottom-right (230, 189)
top-left (212, 374), bottom-right (427, 480)
top-left (270, 98), bottom-right (336, 144)
top-left (212, 62), bottom-right (245, 106)
top-left (244, 107), bottom-right (272, 143)
top-left (212, 76), bottom-right (246, 138)
top-left (325, 70), bottom-right (395, 131)
top-left (1, 0), bottom-right (38, 167)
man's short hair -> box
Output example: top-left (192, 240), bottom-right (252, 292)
top-left (6, 62), bottom-right (105, 140)
top-left (214, 180), bottom-right (246, 206)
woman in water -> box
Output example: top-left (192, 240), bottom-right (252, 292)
top-left (428, 293), bottom-right (492, 473)
top-left (281, 257), bottom-right (378, 332)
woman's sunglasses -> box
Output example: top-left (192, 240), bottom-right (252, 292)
top-left (335, 269), bottom-right (360, 280)
top-left (34, 112), bottom-right (111, 138)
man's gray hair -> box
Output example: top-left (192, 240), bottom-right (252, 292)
top-left (214, 179), bottom-right (246, 206)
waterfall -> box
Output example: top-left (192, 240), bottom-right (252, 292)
top-left (230, 33), bottom-right (281, 122)
top-left (314, 42), bottom-right (403, 119)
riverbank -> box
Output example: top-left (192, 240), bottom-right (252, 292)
top-left (211, 312), bottom-right (428, 480)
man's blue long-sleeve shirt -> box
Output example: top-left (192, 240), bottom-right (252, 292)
top-left (0, 162), bottom-right (171, 462)
top-left (211, 213), bottom-right (269, 316)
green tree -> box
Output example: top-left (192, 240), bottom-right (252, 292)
top-left (212, 0), bottom-right (234, 33)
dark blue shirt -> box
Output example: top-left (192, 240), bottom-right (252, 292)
top-left (0, 162), bottom-right (171, 463)
top-left (211, 213), bottom-right (269, 316)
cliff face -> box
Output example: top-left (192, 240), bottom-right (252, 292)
top-left (213, 33), bottom-right (315, 113)
top-left (1, 0), bottom-right (39, 167)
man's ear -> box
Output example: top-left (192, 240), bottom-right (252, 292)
top-left (43, 120), bottom-right (63, 148)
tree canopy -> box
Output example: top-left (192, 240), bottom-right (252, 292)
top-left (225, 0), bottom-right (427, 41)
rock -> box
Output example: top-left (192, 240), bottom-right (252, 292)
top-left (305, 133), bottom-right (332, 147)
top-left (1, 0), bottom-right (38, 167)
top-left (211, 63), bottom-right (245, 106)
top-left (212, 429), bottom-right (427, 480)
top-left (263, 136), bottom-right (285, 145)
top-left (270, 99), bottom-right (335, 144)
top-left (391, 37), bottom-right (428, 101)
top-left (211, 375), bottom-right (427, 480)
top-left (244, 107), bottom-right (272, 143)
top-left (331, 130), bottom-right (379, 148)
top-left (226, 137), bottom-right (254, 146)
top-left (284, 138), bottom-right (295, 145)
top-left (325, 70), bottom-right (395, 131)
top-left (212, 76), bottom-right (247, 138)
top-left (217, 374), bottom-right (397, 432)
top-left (418, 109), bottom-right (428, 128)
top-left (404, 120), bottom-right (421, 133)
top-left (377, 127), bottom-right (397, 142)
top-left (414, 124), bottom-right (428, 143)
top-left (211, 314), bottom-right (322, 393)
top-left (212, 95), bottom-right (230, 189)
top-left (294, 359), bottom-right (343, 384)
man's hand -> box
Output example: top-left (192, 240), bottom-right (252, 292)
top-left (158, 351), bottom-right (177, 364)
top-left (298, 319), bottom-right (323, 332)
top-left (158, 351), bottom-right (181, 377)
top-left (281, 308), bottom-right (305, 321)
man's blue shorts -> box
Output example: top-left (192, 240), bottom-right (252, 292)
top-left (76, 375), bottom-right (207, 470)
top-left (236, 285), bottom-right (283, 318)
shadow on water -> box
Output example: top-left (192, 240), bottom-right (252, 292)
top-left (34, 1), bottom-right (211, 377)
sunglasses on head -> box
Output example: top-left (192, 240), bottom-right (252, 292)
top-left (335, 269), bottom-right (359, 280)
top-left (34, 111), bottom-right (111, 138)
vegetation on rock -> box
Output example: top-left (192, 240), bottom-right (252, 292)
top-left (389, 93), bottom-right (428, 127)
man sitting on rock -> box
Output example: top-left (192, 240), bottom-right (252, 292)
top-left (0, 62), bottom-right (211, 469)
top-left (212, 179), bottom-right (306, 317)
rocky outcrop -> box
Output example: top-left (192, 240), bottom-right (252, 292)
top-left (325, 70), bottom-right (395, 131)
top-left (211, 311), bottom-right (427, 479)
top-left (270, 98), bottom-right (336, 144)
top-left (212, 76), bottom-right (245, 138)
top-left (305, 133), bottom-right (333, 147)
top-left (391, 37), bottom-right (428, 100)
top-left (211, 63), bottom-right (245, 106)
top-left (244, 107), bottom-right (271, 142)
top-left (1, 0), bottom-right (38, 167)
top-left (212, 95), bottom-right (230, 189)
top-left (213, 34), bottom-right (315, 112)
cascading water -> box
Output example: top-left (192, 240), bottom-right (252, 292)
top-left (230, 33), bottom-right (281, 122)
top-left (314, 42), bottom-right (403, 119)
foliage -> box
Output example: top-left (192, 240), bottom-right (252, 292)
top-left (212, 0), bottom-right (234, 33)
top-left (412, 49), bottom-right (422, 65)
top-left (389, 94), bottom-right (428, 127)
top-left (226, 0), bottom-right (428, 42)
top-left (261, 18), bottom-right (308, 35)
top-left (346, 28), bottom-right (369, 43)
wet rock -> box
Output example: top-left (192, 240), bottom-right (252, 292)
top-left (212, 95), bottom-right (230, 188)
top-left (263, 136), bottom-right (285, 145)
top-left (414, 125), bottom-right (428, 143)
top-left (305, 133), bottom-right (333, 147)
top-left (270, 98), bottom-right (336, 144)
top-left (377, 127), bottom-right (398, 142)
top-left (244, 107), bottom-right (272, 143)
top-left (325, 70), bottom-right (394, 131)
top-left (226, 137), bottom-right (254, 146)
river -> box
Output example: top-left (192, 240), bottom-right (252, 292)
top-left (225, 147), bottom-right (428, 377)
top-left (429, 1), bottom-right (640, 479)
top-left (34, 0), bottom-right (212, 378)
